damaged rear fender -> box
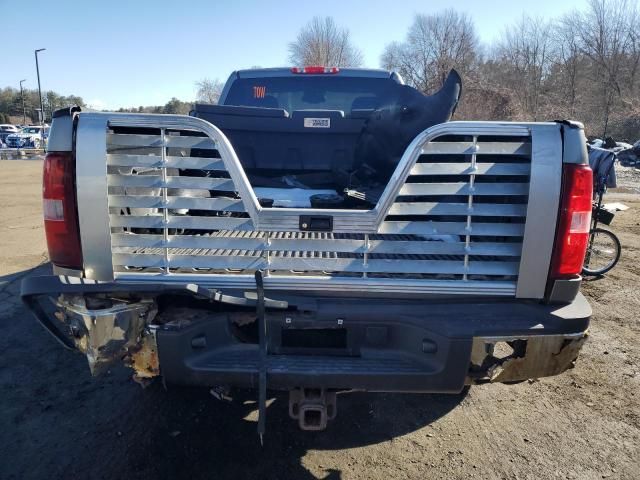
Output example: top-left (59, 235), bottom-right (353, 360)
top-left (467, 333), bottom-right (587, 384)
top-left (55, 295), bottom-right (158, 378)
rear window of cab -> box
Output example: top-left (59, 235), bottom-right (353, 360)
top-left (224, 76), bottom-right (397, 114)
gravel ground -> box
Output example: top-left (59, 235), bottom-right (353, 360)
top-left (1, 160), bottom-right (639, 480)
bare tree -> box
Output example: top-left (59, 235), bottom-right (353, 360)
top-left (288, 17), bottom-right (363, 67)
top-left (553, 12), bottom-right (584, 118)
top-left (381, 10), bottom-right (478, 93)
top-left (628, 12), bottom-right (640, 99)
top-left (195, 78), bottom-right (223, 104)
top-left (492, 15), bottom-right (555, 120)
top-left (575, 0), bottom-right (636, 135)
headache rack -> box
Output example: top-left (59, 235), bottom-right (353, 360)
top-left (74, 114), bottom-right (563, 298)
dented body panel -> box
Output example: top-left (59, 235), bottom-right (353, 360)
top-left (467, 333), bottom-right (587, 384)
top-left (55, 295), bottom-right (157, 376)
top-left (22, 274), bottom-right (591, 393)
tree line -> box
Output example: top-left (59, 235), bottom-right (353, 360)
top-left (0, 77), bottom-right (226, 121)
top-left (0, 87), bottom-right (84, 124)
top-left (112, 79), bottom-right (224, 114)
top-left (290, 1), bottom-right (640, 140)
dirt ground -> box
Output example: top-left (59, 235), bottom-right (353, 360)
top-left (1, 160), bottom-right (639, 480)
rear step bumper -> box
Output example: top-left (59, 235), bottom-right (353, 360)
top-left (21, 275), bottom-right (591, 392)
top-left (156, 295), bottom-right (590, 392)
top-left (168, 340), bottom-right (588, 391)
top-left (159, 338), bottom-right (472, 392)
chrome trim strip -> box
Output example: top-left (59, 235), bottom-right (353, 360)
top-left (112, 254), bottom-right (520, 275)
top-left (76, 114), bottom-right (114, 280)
top-left (113, 272), bottom-right (517, 296)
top-left (420, 141), bottom-right (531, 156)
top-left (516, 124), bottom-right (562, 298)
top-left (110, 234), bottom-right (522, 256)
top-left (410, 162), bottom-right (530, 176)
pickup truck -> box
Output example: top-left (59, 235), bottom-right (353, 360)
top-left (22, 66), bottom-right (592, 432)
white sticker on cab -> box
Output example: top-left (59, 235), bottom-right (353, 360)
top-left (303, 118), bottom-right (331, 128)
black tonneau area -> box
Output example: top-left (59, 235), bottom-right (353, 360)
top-left (193, 104), bottom-right (367, 172)
top-left (192, 69), bottom-right (462, 190)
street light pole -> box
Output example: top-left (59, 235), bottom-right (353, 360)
top-left (19, 79), bottom-right (26, 125)
top-left (34, 48), bottom-right (46, 126)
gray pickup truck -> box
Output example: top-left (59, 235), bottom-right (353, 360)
top-left (22, 67), bottom-right (592, 432)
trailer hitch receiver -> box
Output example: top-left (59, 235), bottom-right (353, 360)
top-left (289, 388), bottom-right (337, 431)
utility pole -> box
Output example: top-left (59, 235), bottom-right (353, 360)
top-left (34, 48), bottom-right (46, 126)
top-left (19, 79), bottom-right (26, 125)
top-left (34, 49), bottom-right (46, 148)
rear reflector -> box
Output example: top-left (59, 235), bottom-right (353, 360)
top-left (291, 66), bottom-right (340, 74)
top-left (43, 198), bottom-right (64, 220)
top-left (43, 152), bottom-right (83, 269)
top-left (550, 164), bottom-right (593, 278)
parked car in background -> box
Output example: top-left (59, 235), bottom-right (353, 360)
top-left (0, 124), bottom-right (20, 145)
top-left (5, 125), bottom-right (48, 148)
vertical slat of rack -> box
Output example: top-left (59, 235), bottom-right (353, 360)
top-left (264, 231), bottom-right (271, 276)
top-left (161, 129), bottom-right (169, 274)
top-left (362, 233), bottom-right (369, 278)
top-left (463, 136), bottom-right (479, 281)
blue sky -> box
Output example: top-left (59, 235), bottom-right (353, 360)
top-left (1, 0), bottom-right (587, 110)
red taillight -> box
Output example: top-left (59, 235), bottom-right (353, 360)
top-left (550, 164), bottom-right (593, 278)
top-left (290, 66), bottom-right (340, 74)
top-left (43, 152), bottom-right (83, 269)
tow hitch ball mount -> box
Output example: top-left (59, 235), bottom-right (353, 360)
top-left (289, 388), bottom-right (337, 431)
top-left (255, 271), bottom-right (338, 433)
